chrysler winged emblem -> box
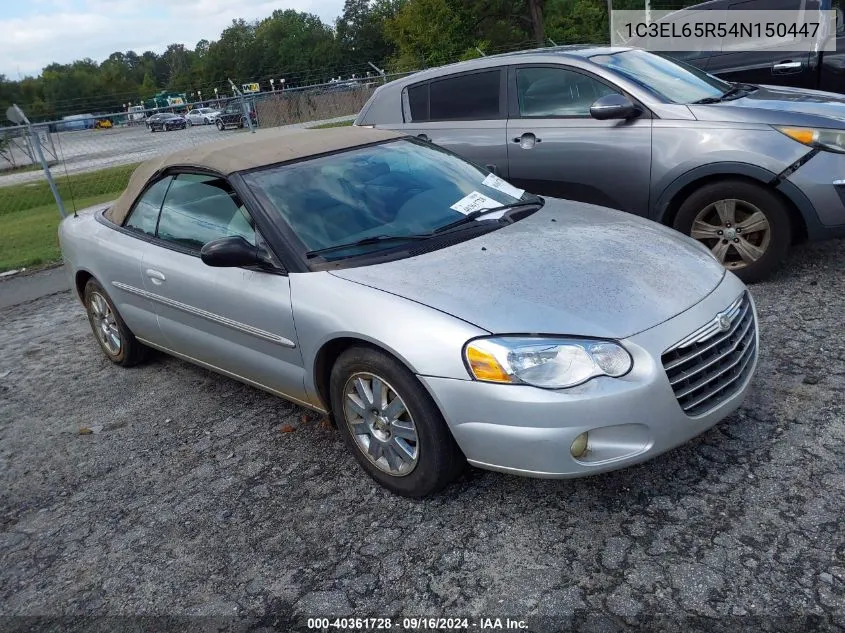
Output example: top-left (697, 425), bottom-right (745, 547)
top-left (717, 312), bottom-right (733, 332)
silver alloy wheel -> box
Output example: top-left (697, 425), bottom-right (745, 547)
top-left (89, 292), bottom-right (121, 355)
top-left (690, 198), bottom-right (771, 270)
top-left (342, 372), bottom-right (419, 476)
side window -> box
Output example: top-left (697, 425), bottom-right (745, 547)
top-left (430, 70), bottom-right (500, 120)
top-left (124, 176), bottom-right (172, 235)
top-left (516, 67), bottom-right (617, 117)
top-left (156, 174), bottom-right (256, 251)
top-left (407, 83), bottom-right (429, 121)
top-left (406, 70), bottom-right (500, 122)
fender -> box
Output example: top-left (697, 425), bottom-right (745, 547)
top-left (650, 161), bottom-right (828, 241)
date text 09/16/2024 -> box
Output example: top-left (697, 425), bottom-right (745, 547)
top-left (307, 617), bottom-right (529, 630)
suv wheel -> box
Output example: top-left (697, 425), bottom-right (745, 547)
top-left (216, 119), bottom-right (225, 131)
top-left (673, 180), bottom-right (791, 283)
top-left (329, 346), bottom-right (465, 497)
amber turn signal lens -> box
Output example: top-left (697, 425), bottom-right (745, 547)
top-left (466, 344), bottom-right (512, 383)
top-left (779, 127), bottom-right (816, 145)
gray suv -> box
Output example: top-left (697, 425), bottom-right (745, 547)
top-left (355, 46), bottom-right (845, 281)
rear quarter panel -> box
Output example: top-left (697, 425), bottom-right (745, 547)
top-left (58, 210), bottom-right (160, 342)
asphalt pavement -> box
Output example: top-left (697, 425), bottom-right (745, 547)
top-left (1, 239), bottom-right (843, 632)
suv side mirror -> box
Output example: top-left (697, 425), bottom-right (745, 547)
top-left (201, 235), bottom-right (261, 267)
top-left (590, 94), bottom-right (641, 120)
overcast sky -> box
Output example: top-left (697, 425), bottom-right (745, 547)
top-left (2, 0), bottom-right (346, 78)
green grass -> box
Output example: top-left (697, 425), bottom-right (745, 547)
top-left (0, 162), bottom-right (50, 176)
top-left (0, 162), bottom-right (139, 217)
top-left (0, 162), bottom-right (138, 272)
top-left (308, 119), bottom-right (355, 129)
top-left (0, 193), bottom-right (117, 272)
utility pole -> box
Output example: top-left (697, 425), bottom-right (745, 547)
top-left (228, 79), bottom-right (255, 133)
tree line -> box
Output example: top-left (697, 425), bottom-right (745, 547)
top-left (1, 0), bottom-right (681, 121)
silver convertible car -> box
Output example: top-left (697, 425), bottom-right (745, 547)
top-left (59, 127), bottom-right (759, 497)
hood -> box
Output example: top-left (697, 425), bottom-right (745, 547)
top-left (330, 201), bottom-right (725, 339)
top-left (690, 85), bottom-right (845, 127)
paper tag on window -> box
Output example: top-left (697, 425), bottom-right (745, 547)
top-left (450, 191), bottom-right (502, 215)
top-left (482, 173), bottom-right (524, 199)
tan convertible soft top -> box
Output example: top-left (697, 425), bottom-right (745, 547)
top-left (105, 125), bottom-right (404, 225)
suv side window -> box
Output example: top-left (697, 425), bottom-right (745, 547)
top-left (156, 174), bottom-right (256, 251)
top-left (124, 176), bottom-right (173, 235)
top-left (406, 70), bottom-right (501, 121)
top-left (516, 67), bottom-right (617, 117)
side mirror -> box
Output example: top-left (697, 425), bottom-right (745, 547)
top-left (590, 94), bottom-right (640, 120)
top-left (201, 235), bottom-right (261, 267)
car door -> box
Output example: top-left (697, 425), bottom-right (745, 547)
top-left (706, 0), bottom-right (816, 88)
top-left (140, 172), bottom-right (310, 406)
top-left (505, 64), bottom-right (653, 215)
top-left (398, 69), bottom-right (510, 176)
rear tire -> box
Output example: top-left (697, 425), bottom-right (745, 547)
top-left (83, 279), bottom-right (148, 367)
top-left (329, 346), bottom-right (465, 497)
top-left (673, 179), bottom-right (791, 283)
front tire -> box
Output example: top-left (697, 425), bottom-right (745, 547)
top-left (329, 346), bottom-right (465, 497)
top-left (673, 179), bottom-right (791, 283)
top-left (83, 279), bottom-right (148, 367)
top-left (216, 119), bottom-right (224, 131)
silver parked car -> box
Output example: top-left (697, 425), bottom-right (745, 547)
top-left (185, 107), bottom-right (220, 126)
top-left (59, 127), bottom-right (758, 497)
top-left (355, 46), bottom-right (845, 282)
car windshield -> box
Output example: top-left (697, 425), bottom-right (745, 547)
top-left (244, 139), bottom-right (530, 261)
top-left (590, 49), bottom-right (731, 104)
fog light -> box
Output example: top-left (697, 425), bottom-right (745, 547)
top-left (570, 432), bottom-right (589, 459)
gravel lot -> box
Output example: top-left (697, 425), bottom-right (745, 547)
top-left (1, 240), bottom-right (844, 632)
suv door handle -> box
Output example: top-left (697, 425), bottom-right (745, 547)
top-left (145, 269), bottom-right (166, 285)
top-left (513, 132), bottom-right (541, 148)
top-left (772, 61), bottom-right (803, 74)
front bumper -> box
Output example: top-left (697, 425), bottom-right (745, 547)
top-left (419, 273), bottom-right (757, 478)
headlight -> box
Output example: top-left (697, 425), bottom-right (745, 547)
top-left (774, 126), bottom-right (845, 154)
top-left (464, 337), bottom-right (632, 389)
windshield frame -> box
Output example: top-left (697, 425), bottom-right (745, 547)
top-left (589, 49), bottom-right (732, 105)
top-left (239, 137), bottom-right (533, 272)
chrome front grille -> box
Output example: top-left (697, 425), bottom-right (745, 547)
top-left (661, 292), bottom-right (757, 417)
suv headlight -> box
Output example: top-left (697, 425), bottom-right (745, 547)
top-left (775, 126), bottom-right (845, 154)
top-left (464, 337), bottom-right (632, 389)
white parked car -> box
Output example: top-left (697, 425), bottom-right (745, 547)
top-left (185, 108), bottom-right (220, 126)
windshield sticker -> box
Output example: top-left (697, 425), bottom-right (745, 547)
top-left (482, 173), bottom-right (525, 199)
top-left (450, 191), bottom-right (502, 215)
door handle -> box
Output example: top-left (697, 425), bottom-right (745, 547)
top-left (417, 133), bottom-right (430, 142)
top-left (772, 61), bottom-right (803, 74)
top-left (512, 132), bottom-right (541, 148)
top-left (145, 269), bottom-right (166, 285)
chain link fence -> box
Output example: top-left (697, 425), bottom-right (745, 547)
top-left (0, 74), bottom-right (421, 273)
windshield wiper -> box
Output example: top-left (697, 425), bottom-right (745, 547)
top-left (433, 199), bottom-right (544, 234)
top-left (305, 198), bottom-right (544, 259)
top-left (693, 84), bottom-right (756, 104)
top-left (305, 234), bottom-right (431, 258)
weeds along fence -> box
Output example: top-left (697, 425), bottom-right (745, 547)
top-left (0, 75), bottom-right (415, 273)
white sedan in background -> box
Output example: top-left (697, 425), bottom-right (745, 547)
top-left (185, 108), bottom-right (220, 126)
